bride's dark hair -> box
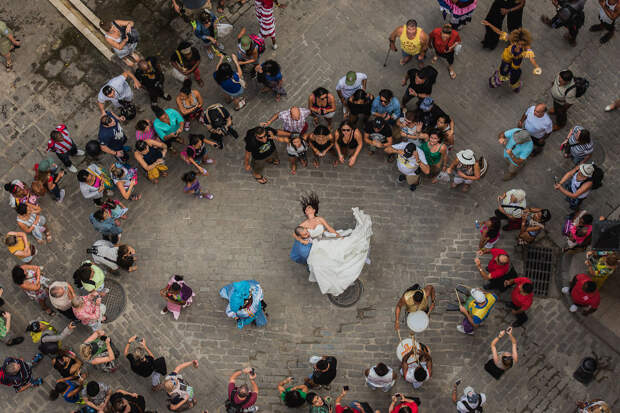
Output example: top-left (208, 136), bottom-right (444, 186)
top-left (300, 192), bottom-right (320, 215)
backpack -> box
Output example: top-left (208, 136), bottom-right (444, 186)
top-left (587, 164), bottom-right (604, 190)
top-left (248, 34), bottom-right (266, 54)
top-left (565, 77), bottom-right (589, 98)
top-left (205, 104), bottom-right (227, 129)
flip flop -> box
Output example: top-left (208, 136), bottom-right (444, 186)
top-left (254, 176), bottom-right (267, 184)
top-left (449, 70), bottom-right (456, 79)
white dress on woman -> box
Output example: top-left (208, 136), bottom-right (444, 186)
top-left (307, 208), bottom-right (372, 296)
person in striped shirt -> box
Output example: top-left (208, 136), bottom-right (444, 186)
top-left (561, 125), bottom-right (594, 165)
top-left (47, 125), bottom-right (85, 173)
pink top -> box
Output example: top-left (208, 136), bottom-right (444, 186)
top-left (73, 293), bottom-right (101, 325)
top-left (136, 127), bottom-right (155, 141)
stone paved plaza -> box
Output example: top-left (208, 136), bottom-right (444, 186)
top-left (0, 0), bottom-right (619, 412)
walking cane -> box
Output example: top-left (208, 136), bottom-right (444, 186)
top-left (383, 46), bottom-right (392, 67)
top-left (397, 329), bottom-right (402, 342)
top-left (455, 288), bottom-right (462, 305)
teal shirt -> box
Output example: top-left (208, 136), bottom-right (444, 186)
top-left (154, 109), bottom-right (184, 140)
top-left (503, 128), bottom-right (533, 166)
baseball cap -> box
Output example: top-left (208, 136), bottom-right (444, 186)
top-left (373, 117), bottom-right (385, 129)
top-left (239, 35), bottom-right (251, 51)
top-left (471, 289), bottom-right (486, 304)
top-left (419, 97), bottom-right (434, 112)
top-left (38, 158), bottom-right (55, 172)
top-left (345, 71), bottom-right (357, 86)
top-left (579, 163), bottom-right (594, 178)
top-left (513, 129), bottom-right (531, 144)
top-left (464, 386), bottom-right (479, 403)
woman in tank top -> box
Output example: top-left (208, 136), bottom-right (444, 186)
top-left (308, 87), bottom-right (337, 129)
top-left (100, 20), bottom-right (141, 66)
top-left (333, 120), bottom-right (363, 167)
top-left (347, 89), bottom-right (374, 128)
top-left (176, 79), bottom-right (204, 131)
top-left (307, 125), bottom-right (334, 168)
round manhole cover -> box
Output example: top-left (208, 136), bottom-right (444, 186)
top-left (327, 279), bottom-right (363, 307)
top-left (102, 279), bottom-right (126, 323)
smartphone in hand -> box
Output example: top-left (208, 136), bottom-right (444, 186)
top-left (343, 385), bottom-right (349, 391)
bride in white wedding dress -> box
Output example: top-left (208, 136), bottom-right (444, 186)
top-left (291, 193), bottom-right (373, 296)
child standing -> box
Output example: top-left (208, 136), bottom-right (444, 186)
top-left (160, 275), bottom-right (195, 320)
top-left (181, 171), bottom-right (214, 200)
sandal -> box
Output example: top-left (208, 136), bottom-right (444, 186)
top-left (254, 175), bottom-right (268, 184)
top-left (6, 62), bottom-right (12, 72)
top-left (449, 70), bottom-right (456, 79)
top-left (46, 309), bottom-right (56, 317)
top-left (291, 167), bottom-right (296, 175)
top-left (234, 98), bottom-right (247, 111)
top-left (271, 159), bottom-right (280, 166)
top-left (130, 194), bottom-right (142, 201)
top-left (313, 159), bottom-right (319, 168)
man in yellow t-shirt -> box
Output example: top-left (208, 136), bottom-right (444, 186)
top-left (388, 19), bottom-right (429, 66)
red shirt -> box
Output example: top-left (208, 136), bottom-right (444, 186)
top-left (429, 28), bottom-right (461, 54)
top-left (571, 273), bottom-right (600, 309)
top-left (511, 277), bottom-right (533, 310)
top-left (336, 405), bottom-right (361, 413)
top-left (394, 401), bottom-right (418, 413)
top-left (488, 248), bottom-right (510, 279)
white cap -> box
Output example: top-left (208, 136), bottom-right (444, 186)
top-left (471, 289), bottom-right (486, 304)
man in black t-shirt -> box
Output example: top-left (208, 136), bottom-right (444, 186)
top-left (124, 336), bottom-right (166, 391)
top-left (401, 66), bottom-right (438, 108)
top-left (419, 97), bottom-right (448, 131)
top-left (363, 117), bottom-right (393, 160)
top-left (244, 126), bottom-right (280, 184)
top-left (135, 57), bottom-right (171, 104)
top-left (170, 41), bottom-right (203, 86)
top-left (305, 356), bottom-right (338, 389)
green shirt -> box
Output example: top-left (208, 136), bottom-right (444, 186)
top-left (280, 387), bottom-right (307, 402)
top-left (309, 406), bottom-right (329, 413)
top-left (0, 317), bottom-right (7, 339)
top-left (82, 261), bottom-right (105, 292)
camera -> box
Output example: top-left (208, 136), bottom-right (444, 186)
top-left (86, 247), bottom-right (98, 255)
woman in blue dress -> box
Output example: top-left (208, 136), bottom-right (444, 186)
top-left (219, 280), bottom-right (267, 328)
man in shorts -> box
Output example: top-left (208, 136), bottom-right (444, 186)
top-left (385, 142), bottom-right (429, 191)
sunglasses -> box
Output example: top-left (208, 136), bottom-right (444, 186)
top-left (341, 128), bottom-right (352, 132)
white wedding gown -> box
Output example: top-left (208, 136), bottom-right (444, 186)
top-left (307, 208), bottom-right (373, 296)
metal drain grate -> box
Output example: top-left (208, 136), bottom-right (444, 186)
top-left (328, 279), bottom-right (364, 307)
top-left (524, 246), bottom-right (554, 297)
top-left (102, 279), bottom-right (126, 323)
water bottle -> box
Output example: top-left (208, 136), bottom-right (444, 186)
top-left (475, 220), bottom-right (480, 230)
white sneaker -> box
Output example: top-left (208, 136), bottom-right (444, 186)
top-left (57, 189), bottom-right (65, 203)
top-left (456, 324), bottom-right (474, 335)
top-left (569, 304), bottom-right (578, 312)
top-left (605, 104), bottom-right (615, 112)
top-left (365, 257), bottom-right (371, 265)
top-left (68, 165), bottom-right (78, 173)
top-left (561, 287), bottom-right (569, 294)
top-left (272, 43), bottom-right (278, 50)
top-left (76, 149), bottom-right (85, 156)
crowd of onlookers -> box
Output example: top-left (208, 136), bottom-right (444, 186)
top-left (1, 0), bottom-right (618, 412)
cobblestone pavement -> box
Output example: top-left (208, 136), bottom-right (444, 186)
top-left (0, 0), bottom-right (619, 412)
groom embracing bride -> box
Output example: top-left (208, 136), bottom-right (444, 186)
top-left (289, 192), bottom-right (372, 296)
